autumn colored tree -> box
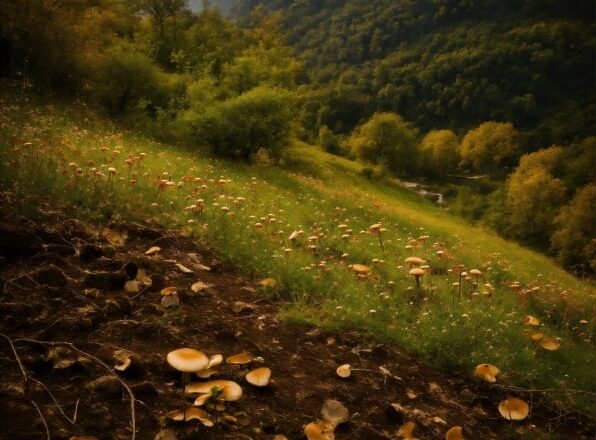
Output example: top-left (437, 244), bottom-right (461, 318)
top-left (459, 122), bottom-right (520, 174)
top-left (551, 184), bottom-right (596, 273)
top-left (505, 166), bottom-right (565, 247)
top-left (418, 129), bottom-right (459, 177)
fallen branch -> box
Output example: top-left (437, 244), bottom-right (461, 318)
top-left (0, 332), bottom-right (50, 440)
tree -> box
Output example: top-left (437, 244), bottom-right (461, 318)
top-left (551, 184), bottom-right (596, 273)
top-left (514, 145), bottom-right (565, 176)
top-left (505, 167), bottom-right (565, 248)
top-left (459, 121), bottom-right (520, 174)
top-left (418, 129), bottom-right (459, 177)
top-left (348, 112), bottom-right (418, 174)
top-left (195, 86), bottom-right (295, 161)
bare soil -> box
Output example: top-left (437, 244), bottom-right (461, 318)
top-left (0, 195), bottom-right (594, 440)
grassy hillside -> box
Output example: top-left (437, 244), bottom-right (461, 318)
top-left (1, 94), bottom-right (595, 414)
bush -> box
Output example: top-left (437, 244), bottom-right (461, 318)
top-left (196, 86), bottom-right (295, 161)
top-left (348, 112), bottom-right (418, 175)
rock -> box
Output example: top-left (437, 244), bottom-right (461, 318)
top-left (131, 381), bottom-right (158, 398)
top-left (10, 275), bottom-right (38, 289)
top-left (385, 403), bottom-right (407, 424)
top-left (86, 375), bottom-right (122, 398)
top-left (63, 219), bottom-right (94, 240)
top-left (139, 303), bottom-right (165, 316)
top-left (83, 271), bottom-right (128, 290)
top-left (154, 429), bottom-right (178, 440)
top-left (79, 244), bottom-right (103, 261)
top-left (29, 252), bottom-right (71, 269)
top-left (0, 222), bottom-right (43, 258)
top-left (32, 264), bottom-right (68, 287)
top-left (44, 243), bottom-right (76, 256)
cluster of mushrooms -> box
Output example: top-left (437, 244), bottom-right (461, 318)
top-left (165, 348), bottom-right (271, 425)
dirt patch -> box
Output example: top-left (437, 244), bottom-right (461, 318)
top-left (0, 198), bottom-right (593, 440)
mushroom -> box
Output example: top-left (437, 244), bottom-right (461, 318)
top-left (349, 264), bottom-right (371, 277)
top-left (445, 426), bottom-right (464, 440)
top-left (186, 380), bottom-right (243, 403)
top-left (336, 364), bottom-right (351, 378)
top-left (469, 269), bottom-right (481, 291)
top-left (473, 364), bottom-right (500, 383)
top-left (167, 348), bottom-right (209, 410)
top-left (498, 397), bottom-right (529, 420)
top-left (409, 267), bottom-right (425, 289)
top-left (539, 335), bottom-right (560, 351)
top-left (369, 223), bottom-right (385, 253)
top-left (404, 257), bottom-right (424, 267)
top-left (226, 353), bottom-right (253, 365)
top-left (304, 420), bottom-right (335, 440)
top-left (246, 367), bottom-right (271, 387)
top-left (524, 315), bottom-right (540, 326)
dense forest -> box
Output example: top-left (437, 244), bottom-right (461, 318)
top-left (0, 0), bottom-right (594, 273)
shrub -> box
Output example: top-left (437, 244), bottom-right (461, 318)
top-left (196, 86), bottom-right (295, 161)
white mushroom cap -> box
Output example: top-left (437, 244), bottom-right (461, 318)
top-left (167, 348), bottom-right (209, 373)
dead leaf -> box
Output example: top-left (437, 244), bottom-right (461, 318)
top-left (136, 269), bottom-right (152, 286)
top-left (161, 286), bottom-right (178, 296)
top-left (231, 301), bottom-right (255, 314)
top-left (321, 400), bottom-right (348, 427)
top-left (124, 280), bottom-right (140, 295)
top-left (145, 246), bottom-right (161, 255)
top-left (191, 281), bottom-right (211, 292)
top-left (176, 263), bottom-right (193, 274)
top-left (396, 421), bottom-right (417, 439)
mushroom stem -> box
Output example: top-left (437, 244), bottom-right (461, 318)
top-left (181, 371), bottom-right (190, 414)
top-left (415, 275), bottom-right (421, 289)
top-left (458, 272), bottom-right (462, 298)
top-left (377, 233), bottom-right (385, 254)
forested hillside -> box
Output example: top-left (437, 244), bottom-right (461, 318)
top-left (233, 0), bottom-right (594, 146)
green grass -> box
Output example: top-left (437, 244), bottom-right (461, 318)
top-left (1, 95), bottom-right (595, 415)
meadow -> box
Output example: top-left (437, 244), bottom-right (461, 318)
top-left (1, 96), bottom-right (594, 415)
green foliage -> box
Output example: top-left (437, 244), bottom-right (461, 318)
top-left (221, 44), bottom-right (303, 95)
top-left (551, 184), bottom-right (596, 273)
top-left (195, 86), bottom-right (295, 161)
top-left (88, 43), bottom-right (164, 114)
top-left (458, 122), bottom-right (520, 174)
top-left (348, 112), bottom-right (418, 174)
top-left (418, 129), bottom-right (459, 178)
top-left (232, 0), bottom-right (595, 147)
top-left (318, 125), bottom-right (341, 155)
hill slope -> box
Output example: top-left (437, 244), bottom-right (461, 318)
top-left (1, 94), bottom-right (595, 421)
